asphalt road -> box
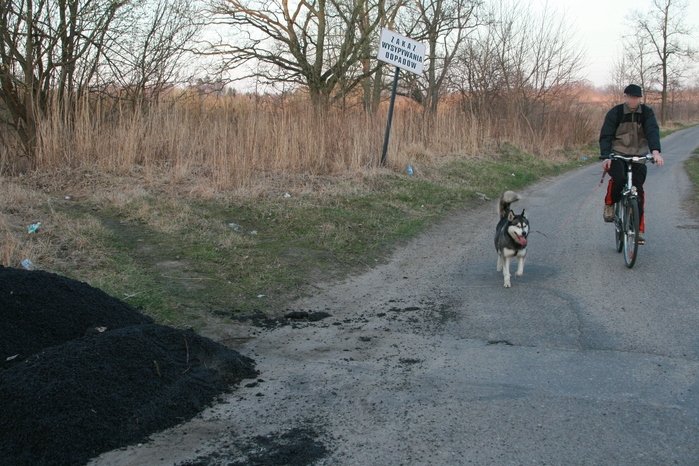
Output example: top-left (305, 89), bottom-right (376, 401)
top-left (93, 126), bottom-right (699, 465)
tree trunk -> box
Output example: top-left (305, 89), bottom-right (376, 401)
top-left (370, 66), bottom-right (384, 114)
top-left (660, 0), bottom-right (670, 125)
top-left (23, 0), bottom-right (38, 164)
top-left (426, 31), bottom-right (438, 114)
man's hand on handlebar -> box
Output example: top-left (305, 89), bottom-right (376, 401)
top-left (652, 150), bottom-right (664, 167)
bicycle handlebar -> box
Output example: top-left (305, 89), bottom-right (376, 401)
top-left (599, 153), bottom-right (656, 163)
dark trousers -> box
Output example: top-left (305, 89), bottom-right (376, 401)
top-left (604, 159), bottom-right (647, 231)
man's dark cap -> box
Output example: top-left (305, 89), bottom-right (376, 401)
top-left (624, 84), bottom-right (643, 97)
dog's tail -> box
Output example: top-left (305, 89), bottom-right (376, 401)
top-left (498, 191), bottom-right (520, 218)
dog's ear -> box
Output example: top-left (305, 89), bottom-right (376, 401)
top-left (521, 209), bottom-right (526, 217)
top-left (507, 210), bottom-right (515, 221)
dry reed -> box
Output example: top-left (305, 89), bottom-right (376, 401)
top-left (7, 89), bottom-right (630, 190)
top-left (3, 83), bottom-right (698, 190)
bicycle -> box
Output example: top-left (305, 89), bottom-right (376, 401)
top-left (600, 153), bottom-right (655, 268)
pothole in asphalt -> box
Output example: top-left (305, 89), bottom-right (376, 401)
top-left (487, 339), bottom-right (514, 346)
top-left (215, 310), bottom-right (332, 329)
top-left (180, 427), bottom-right (329, 466)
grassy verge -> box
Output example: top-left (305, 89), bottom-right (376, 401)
top-left (1, 145), bottom-right (590, 328)
top-left (686, 147), bottom-right (699, 214)
top-left (660, 121), bottom-right (699, 138)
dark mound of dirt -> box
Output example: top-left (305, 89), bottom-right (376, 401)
top-left (182, 427), bottom-right (328, 466)
top-left (0, 267), bottom-right (153, 367)
top-left (0, 268), bottom-right (257, 466)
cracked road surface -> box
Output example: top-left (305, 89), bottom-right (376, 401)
top-left (92, 126), bottom-right (699, 465)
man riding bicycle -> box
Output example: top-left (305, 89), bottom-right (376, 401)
top-left (599, 84), bottom-right (664, 245)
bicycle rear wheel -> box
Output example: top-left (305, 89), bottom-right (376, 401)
top-left (623, 197), bottom-right (640, 268)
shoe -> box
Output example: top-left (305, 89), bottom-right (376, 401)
top-left (603, 204), bottom-right (614, 222)
top-left (638, 233), bottom-right (645, 245)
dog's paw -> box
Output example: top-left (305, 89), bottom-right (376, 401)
top-left (515, 270), bottom-right (524, 277)
top-left (503, 278), bottom-right (511, 288)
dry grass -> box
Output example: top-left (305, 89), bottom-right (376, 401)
top-left (0, 182), bottom-right (47, 267)
top-left (0, 163), bottom-right (378, 271)
top-left (3, 85), bottom-right (697, 190)
top-left (0, 174), bottom-right (113, 270)
top-left (4, 89), bottom-right (605, 192)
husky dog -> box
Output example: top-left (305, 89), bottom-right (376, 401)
top-left (495, 191), bottom-right (529, 288)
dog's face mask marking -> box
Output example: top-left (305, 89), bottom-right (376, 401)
top-left (507, 210), bottom-right (529, 247)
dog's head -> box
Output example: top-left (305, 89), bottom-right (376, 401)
top-left (507, 209), bottom-right (529, 246)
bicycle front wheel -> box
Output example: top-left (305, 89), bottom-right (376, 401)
top-left (614, 202), bottom-right (623, 253)
top-left (623, 197), bottom-right (640, 268)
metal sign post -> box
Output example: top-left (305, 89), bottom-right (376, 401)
top-left (381, 66), bottom-right (400, 166)
top-left (376, 28), bottom-right (425, 167)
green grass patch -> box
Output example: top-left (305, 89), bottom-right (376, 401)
top-left (686, 147), bottom-right (699, 213)
top-left (43, 146), bottom-right (589, 325)
top-left (660, 121), bottom-right (699, 138)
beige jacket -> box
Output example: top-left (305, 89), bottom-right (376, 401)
top-left (611, 104), bottom-right (649, 156)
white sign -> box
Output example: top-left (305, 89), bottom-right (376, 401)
top-left (377, 28), bottom-right (425, 75)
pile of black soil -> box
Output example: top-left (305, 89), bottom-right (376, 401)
top-left (0, 267), bottom-right (257, 466)
top-left (1, 267), bottom-right (153, 367)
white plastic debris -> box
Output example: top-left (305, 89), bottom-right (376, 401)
top-left (27, 222), bottom-right (41, 234)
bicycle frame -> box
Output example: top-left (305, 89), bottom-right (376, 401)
top-left (615, 159), bottom-right (638, 227)
top-left (622, 159), bottom-right (638, 198)
top-left (611, 153), bottom-right (653, 204)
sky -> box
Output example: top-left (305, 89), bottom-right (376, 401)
top-left (542, 0), bottom-right (699, 86)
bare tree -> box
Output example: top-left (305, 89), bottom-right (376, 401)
top-left (103, 0), bottom-right (203, 103)
top-left (397, 0), bottom-right (482, 113)
top-left (358, 0), bottom-right (403, 113)
top-left (453, 0), bottom-right (583, 117)
top-left (636, 0), bottom-right (696, 123)
top-left (452, 8), bottom-right (500, 113)
top-left (0, 0), bottom-right (204, 164)
top-left (0, 0), bottom-right (128, 160)
top-left (614, 28), bottom-right (656, 99)
top-left (207, 0), bottom-right (402, 107)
